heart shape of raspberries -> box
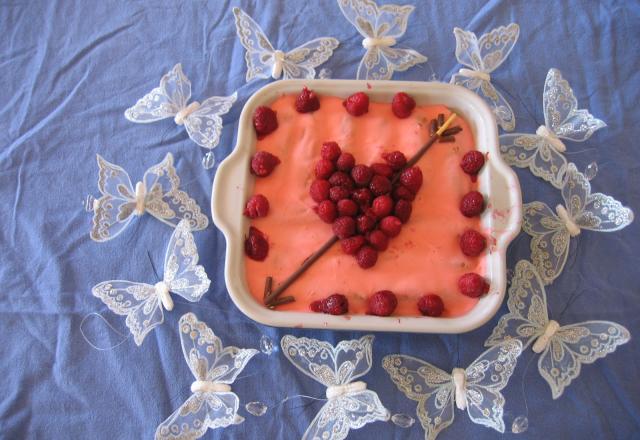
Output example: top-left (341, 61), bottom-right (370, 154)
top-left (309, 142), bottom-right (423, 269)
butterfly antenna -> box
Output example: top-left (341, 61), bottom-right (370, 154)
top-left (147, 250), bottom-right (161, 281)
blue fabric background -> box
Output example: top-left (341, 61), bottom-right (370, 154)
top-left (1, 0), bottom-right (639, 438)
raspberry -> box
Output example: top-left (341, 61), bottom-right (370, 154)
top-left (329, 186), bottom-right (351, 202)
top-left (351, 165), bottom-right (373, 186)
top-left (370, 162), bottom-right (393, 178)
top-left (460, 151), bottom-right (485, 175)
top-left (250, 151), bottom-right (280, 177)
top-left (336, 152), bottom-right (356, 172)
top-left (367, 290), bottom-right (398, 316)
top-left (329, 171), bottom-right (355, 189)
top-left (352, 188), bottom-right (373, 207)
top-left (316, 200), bottom-right (337, 223)
top-left (322, 294), bottom-right (349, 315)
top-left (399, 166), bottom-right (423, 193)
top-left (367, 229), bottom-right (389, 251)
top-left (321, 141), bottom-right (342, 162)
top-left (337, 199), bottom-right (358, 216)
top-left (343, 92), bottom-right (369, 116)
top-left (391, 92), bottom-right (416, 119)
top-left (309, 300), bottom-right (323, 313)
top-left (295, 87), bottom-right (320, 113)
top-left (460, 191), bottom-right (485, 217)
top-left (341, 235), bottom-right (366, 255)
top-left (309, 179), bottom-right (331, 202)
top-left (243, 194), bottom-right (269, 218)
top-left (379, 216), bottom-right (402, 237)
top-left (244, 227), bottom-right (269, 261)
top-left (252, 106), bottom-right (278, 136)
top-left (372, 195), bottom-right (393, 218)
top-left (369, 175), bottom-right (391, 196)
top-left (315, 159), bottom-right (335, 179)
top-left (460, 229), bottom-right (486, 257)
top-left (392, 185), bottom-right (416, 201)
top-left (458, 273), bottom-right (490, 298)
top-left (382, 151), bottom-right (407, 170)
top-left (356, 246), bottom-right (378, 269)
top-left (394, 199), bottom-right (412, 223)
top-left (418, 294), bottom-right (444, 317)
top-left (356, 214), bottom-right (376, 234)
top-left (332, 216), bottom-right (356, 239)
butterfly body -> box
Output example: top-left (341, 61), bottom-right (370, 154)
top-left (486, 260), bottom-right (630, 399)
top-left (125, 64), bottom-right (236, 150)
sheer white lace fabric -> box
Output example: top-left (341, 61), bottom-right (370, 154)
top-left (522, 163), bottom-right (634, 285)
top-left (91, 220), bottom-right (211, 346)
top-left (90, 153), bottom-right (208, 242)
top-left (383, 340), bottom-right (523, 440)
top-left (233, 8), bottom-right (339, 81)
top-left (124, 64), bottom-right (236, 150)
top-left (336, 0), bottom-right (427, 80)
top-left (281, 335), bottom-right (389, 440)
top-left (450, 23), bottom-right (519, 131)
top-left (155, 313), bottom-right (259, 439)
top-left (500, 68), bottom-right (607, 188)
top-left (485, 260), bottom-right (630, 399)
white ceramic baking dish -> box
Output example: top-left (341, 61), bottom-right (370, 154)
top-left (212, 79), bottom-right (521, 333)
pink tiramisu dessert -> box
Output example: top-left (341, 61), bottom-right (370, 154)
top-left (243, 87), bottom-right (490, 318)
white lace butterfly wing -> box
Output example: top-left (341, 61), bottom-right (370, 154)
top-left (543, 68), bottom-right (606, 141)
top-left (486, 260), bottom-right (549, 348)
top-left (538, 321), bottom-right (630, 399)
top-left (477, 23), bottom-right (519, 73)
top-left (163, 220), bottom-right (210, 302)
top-left (369, 46), bottom-right (427, 81)
top-left (124, 63), bottom-right (191, 122)
top-left (91, 155), bottom-right (137, 242)
top-left (232, 7), bottom-right (276, 81)
top-left (562, 163), bottom-right (634, 232)
top-left (155, 392), bottom-right (242, 439)
top-left (453, 76), bottom-right (515, 131)
top-left (464, 340), bottom-right (523, 433)
top-left (183, 93), bottom-right (237, 149)
top-left (281, 335), bottom-right (374, 386)
top-left (282, 38), bottom-right (340, 80)
top-left (91, 280), bottom-right (163, 346)
top-left (383, 354), bottom-right (455, 440)
top-left (499, 134), bottom-right (568, 188)
top-left (303, 390), bottom-right (388, 440)
top-left (452, 27), bottom-right (482, 70)
top-left (522, 201), bottom-right (570, 285)
top-left (142, 153), bottom-right (209, 231)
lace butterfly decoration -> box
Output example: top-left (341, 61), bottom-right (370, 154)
top-left (124, 63), bottom-right (235, 159)
top-left (383, 340), bottom-right (523, 440)
top-left (500, 68), bottom-right (607, 188)
top-left (155, 313), bottom-right (259, 439)
top-left (281, 335), bottom-right (389, 440)
top-left (336, 0), bottom-right (427, 80)
top-left (232, 7), bottom-right (339, 81)
top-left (450, 23), bottom-right (520, 131)
top-left (522, 162), bottom-right (633, 285)
top-left (90, 153), bottom-right (208, 242)
top-left (485, 260), bottom-right (630, 399)
top-left (92, 220), bottom-right (210, 346)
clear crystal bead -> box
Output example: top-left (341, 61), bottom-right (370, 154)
top-left (245, 401), bottom-right (268, 417)
top-left (511, 415), bottom-right (529, 434)
top-left (318, 68), bottom-right (332, 79)
top-left (584, 161), bottom-right (598, 180)
top-left (83, 195), bottom-right (96, 212)
top-left (202, 151), bottom-right (216, 169)
top-left (391, 413), bottom-right (415, 428)
top-left (259, 335), bottom-right (274, 355)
